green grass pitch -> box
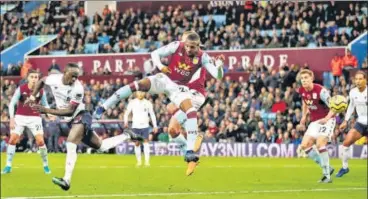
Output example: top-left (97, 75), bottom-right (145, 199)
top-left (1, 153), bottom-right (367, 199)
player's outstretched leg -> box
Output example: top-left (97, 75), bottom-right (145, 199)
top-left (35, 134), bottom-right (51, 174)
top-left (316, 137), bottom-right (332, 183)
top-left (336, 128), bottom-right (362, 177)
top-left (93, 79), bottom-right (151, 119)
top-left (52, 123), bottom-right (85, 191)
top-left (2, 133), bottom-right (19, 174)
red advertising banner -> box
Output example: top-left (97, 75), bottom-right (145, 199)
top-left (27, 47), bottom-right (345, 79)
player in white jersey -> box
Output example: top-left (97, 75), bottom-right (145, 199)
top-left (124, 91), bottom-right (158, 167)
top-left (28, 63), bottom-right (143, 191)
top-left (336, 71), bottom-right (367, 177)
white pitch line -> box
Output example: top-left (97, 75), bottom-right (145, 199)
top-left (9, 164), bottom-right (368, 169)
top-left (2, 187), bottom-right (367, 199)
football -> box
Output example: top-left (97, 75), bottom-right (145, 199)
top-left (329, 95), bottom-right (348, 113)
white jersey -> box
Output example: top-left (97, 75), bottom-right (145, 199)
top-left (45, 73), bottom-right (85, 122)
top-left (345, 86), bottom-right (368, 125)
top-left (124, 99), bottom-right (157, 129)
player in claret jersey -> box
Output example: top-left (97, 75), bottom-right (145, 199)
top-left (297, 69), bottom-right (336, 183)
top-left (336, 71), bottom-right (368, 177)
top-left (2, 70), bottom-right (51, 175)
top-left (94, 32), bottom-right (224, 176)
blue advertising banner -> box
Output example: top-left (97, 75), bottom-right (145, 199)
top-left (349, 31), bottom-right (367, 68)
top-left (116, 142), bottom-right (367, 159)
top-left (1, 35), bottom-right (57, 68)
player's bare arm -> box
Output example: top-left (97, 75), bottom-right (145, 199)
top-left (300, 100), bottom-right (309, 126)
top-left (33, 103), bottom-right (78, 117)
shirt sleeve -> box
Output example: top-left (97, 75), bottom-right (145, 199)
top-left (319, 87), bottom-right (331, 106)
top-left (344, 91), bottom-right (355, 121)
top-left (124, 101), bottom-right (133, 124)
top-left (44, 74), bottom-right (59, 86)
top-left (151, 41), bottom-right (180, 70)
top-left (70, 85), bottom-right (84, 105)
top-left (9, 87), bottom-right (21, 118)
top-left (148, 102), bottom-right (157, 128)
top-left (41, 91), bottom-right (50, 108)
top-left (201, 52), bottom-right (224, 80)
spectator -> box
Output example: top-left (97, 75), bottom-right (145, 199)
top-left (341, 49), bottom-right (358, 84)
top-left (48, 59), bottom-right (61, 74)
top-left (330, 54), bottom-right (343, 85)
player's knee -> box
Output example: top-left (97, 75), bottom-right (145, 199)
top-left (168, 126), bottom-right (179, 138)
top-left (167, 103), bottom-right (178, 115)
top-left (36, 139), bottom-right (45, 147)
top-left (179, 99), bottom-right (193, 113)
top-left (8, 134), bottom-right (19, 145)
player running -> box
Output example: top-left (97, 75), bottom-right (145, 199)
top-left (93, 32), bottom-right (224, 175)
top-left (336, 71), bottom-right (367, 177)
top-left (27, 63), bottom-right (143, 191)
top-left (297, 69), bottom-right (336, 183)
top-left (2, 70), bottom-right (51, 174)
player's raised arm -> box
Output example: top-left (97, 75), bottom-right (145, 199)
top-left (151, 41), bottom-right (180, 71)
top-left (202, 53), bottom-right (224, 80)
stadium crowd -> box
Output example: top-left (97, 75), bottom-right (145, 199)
top-left (1, 1), bottom-right (367, 152)
top-left (2, 58), bottom-right (367, 152)
top-left (1, 1), bottom-right (367, 54)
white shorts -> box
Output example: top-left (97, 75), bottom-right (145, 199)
top-left (11, 115), bottom-right (44, 136)
top-left (172, 86), bottom-right (205, 125)
top-left (148, 73), bottom-right (191, 107)
top-left (305, 118), bottom-right (336, 141)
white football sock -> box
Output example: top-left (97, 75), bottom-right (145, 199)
top-left (134, 145), bottom-right (142, 164)
top-left (99, 133), bottom-right (130, 151)
top-left (6, 144), bottom-right (16, 167)
top-left (342, 145), bottom-right (350, 169)
top-left (39, 145), bottom-right (49, 167)
top-left (63, 142), bottom-right (77, 183)
top-left (143, 143), bottom-right (150, 164)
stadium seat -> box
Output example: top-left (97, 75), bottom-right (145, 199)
top-left (84, 43), bottom-right (99, 54)
top-left (202, 15), bottom-right (226, 27)
top-left (98, 36), bottom-right (110, 45)
top-left (48, 50), bottom-right (67, 55)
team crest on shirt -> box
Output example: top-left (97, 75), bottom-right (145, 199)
top-left (312, 93), bottom-right (317, 99)
top-left (193, 57), bottom-right (199, 64)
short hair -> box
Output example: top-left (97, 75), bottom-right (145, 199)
top-left (186, 32), bottom-right (200, 44)
top-left (65, 63), bottom-right (79, 72)
top-left (297, 69), bottom-right (314, 79)
top-left (181, 30), bottom-right (195, 41)
top-left (27, 69), bottom-right (39, 77)
top-left (355, 70), bottom-right (367, 79)
top-left (66, 63), bottom-right (79, 69)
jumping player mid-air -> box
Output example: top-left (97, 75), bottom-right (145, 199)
top-left (93, 32), bottom-right (224, 175)
top-left (28, 63), bottom-right (143, 191)
top-left (165, 31), bottom-right (225, 160)
top-left (336, 71), bottom-right (367, 177)
top-left (2, 70), bottom-right (51, 175)
top-left (297, 69), bottom-right (336, 183)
